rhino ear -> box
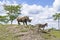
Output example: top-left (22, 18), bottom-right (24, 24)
top-left (45, 23), bottom-right (48, 26)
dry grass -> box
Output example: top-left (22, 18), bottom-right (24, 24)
top-left (0, 24), bottom-right (60, 40)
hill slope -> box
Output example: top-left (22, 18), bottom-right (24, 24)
top-left (0, 24), bottom-right (60, 40)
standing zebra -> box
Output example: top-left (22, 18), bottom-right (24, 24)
top-left (36, 23), bottom-right (48, 32)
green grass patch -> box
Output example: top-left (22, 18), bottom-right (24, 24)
top-left (0, 24), bottom-right (20, 40)
top-left (42, 33), bottom-right (51, 39)
top-left (20, 28), bottom-right (28, 32)
top-left (50, 30), bottom-right (60, 38)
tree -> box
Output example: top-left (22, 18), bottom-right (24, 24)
top-left (4, 4), bottom-right (22, 24)
top-left (53, 13), bottom-right (60, 29)
top-left (0, 15), bottom-right (9, 24)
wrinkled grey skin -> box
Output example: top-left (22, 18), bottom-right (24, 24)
top-left (17, 16), bottom-right (32, 25)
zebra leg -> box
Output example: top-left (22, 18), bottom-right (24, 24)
top-left (37, 27), bottom-right (40, 33)
top-left (43, 27), bottom-right (44, 30)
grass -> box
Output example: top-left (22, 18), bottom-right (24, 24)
top-left (20, 28), bottom-right (28, 32)
top-left (41, 33), bottom-right (51, 39)
top-left (0, 24), bottom-right (20, 40)
top-left (41, 30), bottom-right (60, 40)
top-left (0, 24), bottom-right (33, 40)
top-left (51, 30), bottom-right (60, 38)
top-left (0, 24), bottom-right (60, 40)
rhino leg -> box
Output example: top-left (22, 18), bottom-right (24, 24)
top-left (25, 21), bottom-right (27, 25)
top-left (18, 21), bottom-right (20, 25)
top-left (23, 22), bottom-right (25, 25)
